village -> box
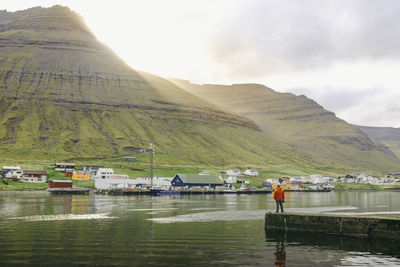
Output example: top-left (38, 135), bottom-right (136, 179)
top-left (2, 163), bottom-right (400, 193)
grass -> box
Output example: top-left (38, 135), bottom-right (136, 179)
top-left (0, 180), bottom-right (48, 191)
top-left (332, 182), bottom-right (400, 190)
top-left (0, 178), bottom-right (94, 191)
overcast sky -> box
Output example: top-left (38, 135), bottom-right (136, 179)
top-left (3, 0), bottom-right (400, 127)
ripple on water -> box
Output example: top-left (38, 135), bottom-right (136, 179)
top-left (149, 206), bottom-right (358, 223)
top-left (7, 213), bottom-right (117, 221)
top-left (128, 208), bottom-right (178, 211)
top-left (340, 253), bottom-right (400, 266)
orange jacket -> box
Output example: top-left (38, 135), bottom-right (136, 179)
top-left (273, 187), bottom-right (285, 201)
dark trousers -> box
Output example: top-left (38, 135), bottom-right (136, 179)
top-left (275, 200), bottom-right (284, 213)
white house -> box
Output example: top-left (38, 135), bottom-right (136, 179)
top-left (320, 177), bottom-right (333, 183)
top-left (266, 178), bottom-right (281, 185)
top-left (94, 168), bottom-right (115, 179)
top-left (54, 163), bottom-right (75, 172)
top-left (237, 179), bottom-right (250, 184)
top-left (22, 176), bottom-right (46, 183)
top-left (309, 174), bottom-right (321, 180)
top-left (243, 169), bottom-right (258, 176)
top-left (346, 178), bottom-right (357, 183)
top-left (309, 184), bottom-right (321, 190)
top-left (289, 176), bottom-right (307, 183)
top-left (2, 166), bottom-right (23, 180)
top-left (22, 170), bottom-right (47, 183)
top-left (226, 169), bottom-right (241, 176)
top-left (83, 165), bottom-right (104, 175)
top-left (224, 176), bottom-right (237, 184)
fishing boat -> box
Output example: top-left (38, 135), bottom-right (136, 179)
top-left (150, 188), bottom-right (180, 196)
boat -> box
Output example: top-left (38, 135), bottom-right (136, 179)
top-left (222, 189), bottom-right (237, 194)
top-left (150, 188), bottom-right (180, 196)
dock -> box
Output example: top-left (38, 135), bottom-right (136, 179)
top-left (265, 212), bottom-right (400, 240)
top-left (104, 189), bottom-right (273, 195)
top-left (47, 187), bottom-right (91, 195)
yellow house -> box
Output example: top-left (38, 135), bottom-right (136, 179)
top-left (281, 181), bottom-right (293, 190)
top-left (72, 171), bottom-right (90, 181)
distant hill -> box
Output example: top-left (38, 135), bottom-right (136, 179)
top-left (357, 126), bottom-right (400, 159)
top-left (171, 79), bottom-right (399, 171)
top-left (0, 6), bottom-right (320, 170)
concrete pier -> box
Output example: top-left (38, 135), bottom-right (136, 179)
top-left (47, 187), bottom-right (90, 195)
top-left (265, 213), bottom-right (400, 240)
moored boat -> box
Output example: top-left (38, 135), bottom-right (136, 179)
top-left (150, 188), bottom-right (180, 196)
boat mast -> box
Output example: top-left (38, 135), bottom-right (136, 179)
top-left (150, 143), bottom-right (154, 187)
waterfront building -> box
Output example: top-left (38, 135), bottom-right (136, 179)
top-left (171, 174), bottom-right (223, 188)
top-left (49, 180), bottom-right (73, 188)
top-left (95, 179), bottom-right (137, 190)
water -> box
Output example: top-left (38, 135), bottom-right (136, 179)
top-left (0, 191), bottom-right (399, 266)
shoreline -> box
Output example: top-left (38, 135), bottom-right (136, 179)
top-left (4, 188), bottom-right (400, 194)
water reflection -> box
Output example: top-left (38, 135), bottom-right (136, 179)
top-left (273, 240), bottom-right (286, 267)
top-left (1, 191), bottom-right (400, 266)
top-left (265, 229), bottom-right (400, 264)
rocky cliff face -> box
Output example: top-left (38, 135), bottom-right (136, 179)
top-left (0, 6), bottom-right (316, 169)
top-left (171, 79), bottom-right (399, 170)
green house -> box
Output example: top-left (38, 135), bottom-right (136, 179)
top-left (171, 174), bottom-right (224, 188)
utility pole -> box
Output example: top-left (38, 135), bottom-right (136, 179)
top-left (150, 143), bottom-right (154, 187)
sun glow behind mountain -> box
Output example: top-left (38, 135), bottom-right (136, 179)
top-left (2, 0), bottom-right (400, 127)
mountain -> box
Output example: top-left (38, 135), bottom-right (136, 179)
top-left (170, 79), bottom-right (400, 171)
top-left (0, 6), bottom-right (320, 170)
top-left (357, 126), bottom-right (400, 159)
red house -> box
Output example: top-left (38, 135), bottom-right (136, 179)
top-left (49, 180), bottom-right (73, 188)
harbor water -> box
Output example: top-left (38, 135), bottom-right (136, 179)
top-left (0, 191), bottom-right (400, 266)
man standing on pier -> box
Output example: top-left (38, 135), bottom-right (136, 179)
top-left (273, 184), bottom-right (285, 213)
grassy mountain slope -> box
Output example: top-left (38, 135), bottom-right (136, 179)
top-left (171, 79), bottom-right (399, 171)
top-left (0, 6), bottom-right (322, 171)
top-left (357, 125), bottom-right (400, 159)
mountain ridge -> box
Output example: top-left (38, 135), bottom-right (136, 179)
top-left (0, 5), bottom-right (323, 172)
top-left (356, 125), bottom-right (400, 159)
top-left (170, 79), bottom-right (399, 171)
top-left (0, 5), bottom-right (398, 174)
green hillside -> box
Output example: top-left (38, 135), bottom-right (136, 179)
top-left (0, 6), bottom-right (324, 172)
top-left (171, 79), bottom-right (400, 172)
top-left (357, 125), bottom-right (400, 159)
